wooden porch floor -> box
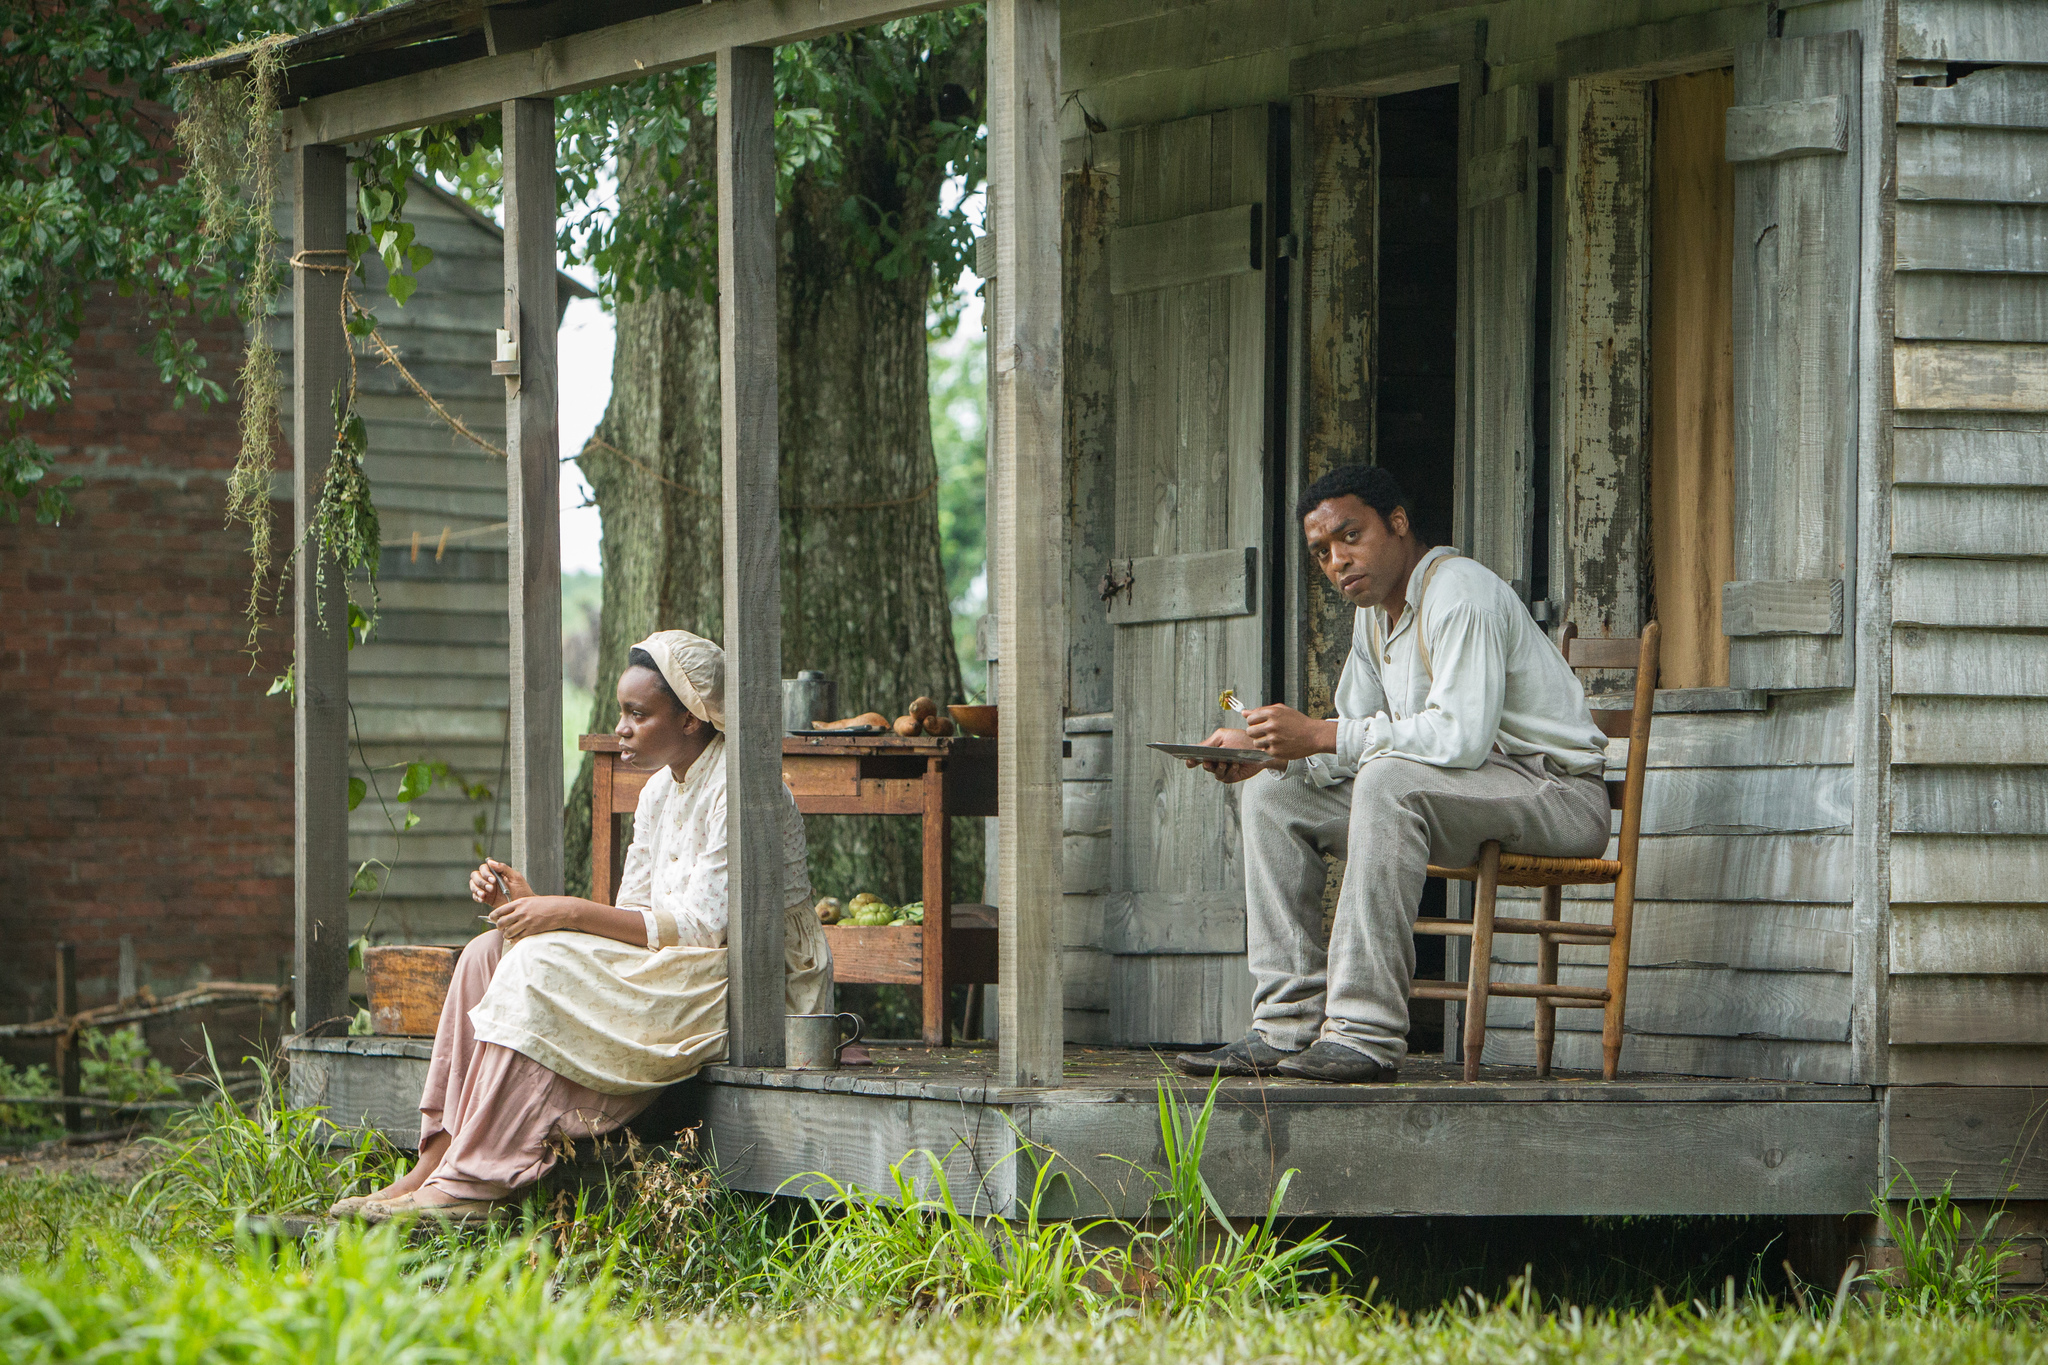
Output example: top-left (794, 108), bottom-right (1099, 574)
top-left (678, 1044), bottom-right (1881, 1220)
top-left (287, 1037), bottom-right (1882, 1219)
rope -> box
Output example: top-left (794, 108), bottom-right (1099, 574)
top-left (360, 321), bottom-right (508, 459)
top-left (578, 437), bottom-right (939, 512)
top-left (290, 249), bottom-right (509, 460)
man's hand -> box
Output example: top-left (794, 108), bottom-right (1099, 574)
top-left (488, 896), bottom-right (579, 944)
top-left (469, 859), bottom-right (535, 910)
top-left (1243, 704), bottom-right (1340, 762)
top-left (1183, 727), bottom-right (1286, 784)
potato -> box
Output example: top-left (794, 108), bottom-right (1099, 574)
top-left (892, 714), bottom-right (922, 737)
top-left (909, 695), bottom-right (937, 720)
top-left (923, 714), bottom-right (954, 736)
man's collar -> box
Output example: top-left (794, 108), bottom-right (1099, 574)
top-left (1376, 545), bottom-right (1457, 638)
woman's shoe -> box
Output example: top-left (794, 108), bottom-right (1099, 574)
top-left (326, 1194), bottom-right (380, 1220)
top-left (360, 1190), bottom-right (503, 1227)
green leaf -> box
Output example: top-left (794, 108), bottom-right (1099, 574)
top-left (347, 777), bottom-right (366, 811)
top-left (347, 934), bottom-right (369, 972)
top-left (397, 760), bottom-right (435, 803)
top-left (266, 672), bottom-right (295, 703)
top-left (402, 809), bottom-right (421, 832)
top-left (386, 271), bottom-right (418, 307)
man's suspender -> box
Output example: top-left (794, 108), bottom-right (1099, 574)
top-left (1368, 552), bottom-right (1462, 691)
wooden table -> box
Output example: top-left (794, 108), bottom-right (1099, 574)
top-left (580, 732), bottom-right (998, 1045)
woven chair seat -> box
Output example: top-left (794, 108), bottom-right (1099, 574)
top-left (1426, 854), bottom-right (1622, 887)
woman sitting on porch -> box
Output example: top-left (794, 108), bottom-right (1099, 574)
top-left (334, 629), bottom-right (832, 1223)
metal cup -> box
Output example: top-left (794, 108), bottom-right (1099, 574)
top-left (782, 670), bottom-right (837, 733)
top-left (785, 1011), bottom-right (863, 1070)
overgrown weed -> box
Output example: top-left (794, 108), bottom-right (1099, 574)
top-left (127, 1037), bottom-right (403, 1232)
top-left (1860, 1169), bottom-right (2027, 1321)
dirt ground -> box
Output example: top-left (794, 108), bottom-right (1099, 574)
top-left (0, 1133), bottom-right (157, 1185)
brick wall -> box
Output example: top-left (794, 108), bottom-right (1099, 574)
top-left (0, 285), bottom-right (296, 1026)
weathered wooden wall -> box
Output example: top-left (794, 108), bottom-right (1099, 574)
top-left (1058, 0), bottom-right (1885, 1079)
top-left (273, 173), bottom-right (579, 947)
top-left (1888, 6), bottom-right (2048, 1089)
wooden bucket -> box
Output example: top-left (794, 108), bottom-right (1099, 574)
top-left (364, 945), bottom-right (461, 1036)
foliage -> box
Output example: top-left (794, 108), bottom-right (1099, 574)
top-left (0, 0), bottom-right (270, 526)
top-left (1125, 1079), bottom-right (1349, 1313)
top-left (128, 1039), bottom-right (402, 1232)
top-left (1860, 1171), bottom-right (2025, 1320)
top-left (78, 1028), bottom-right (181, 1109)
top-left (0, 1063), bottom-right (60, 1143)
top-left (552, 11), bottom-right (985, 318)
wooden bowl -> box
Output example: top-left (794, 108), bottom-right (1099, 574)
top-left (364, 945), bottom-right (461, 1036)
top-left (947, 704), bottom-right (997, 738)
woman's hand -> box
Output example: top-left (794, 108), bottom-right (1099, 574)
top-left (487, 896), bottom-right (581, 944)
top-left (469, 859), bottom-right (534, 909)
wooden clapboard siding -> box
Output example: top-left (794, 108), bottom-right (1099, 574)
top-left (1106, 105), bottom-right (1276, 1046)
top-left (1896, 696), bottom-right (2048, 764)
top-left (1485, 1029), bottom-right (1857, 1084)
top-left (1894, 768), bottom-right (2048, 835)
top-left (1890, 55), bottom-right (2048, 1084)
top-left (1490, 900), bottom-right (1851, 973)
top-left (1891, 906), bottom-right (2048, 975)
top-left (1489, 963), bottom-right (1852, 1043)
top-left (1484, 697), bottom-right (1857, 1079)
top-left (1893, 629), bottom-right (2048, 697)
top-left (1062, 716), bottom-right (1115, 1032)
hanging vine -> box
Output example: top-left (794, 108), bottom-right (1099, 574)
top-left (175, 46), bottom-right (498, 655)
top-left (174, 38), bottom-right (288, 652)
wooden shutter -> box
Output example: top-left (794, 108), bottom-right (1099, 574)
top-left (1105, 104), bottom-right (1283, 1045)
top-left (1724, 33), bottom-right (1861, 689)
top-left (1459, 86), bottom-right (1539, 596)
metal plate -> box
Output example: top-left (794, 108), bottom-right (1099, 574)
top-left (1147, 741), bottom-right (1271, 765)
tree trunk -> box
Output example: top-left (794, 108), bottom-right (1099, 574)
top-left (567, 31), bottom-right (983, 932)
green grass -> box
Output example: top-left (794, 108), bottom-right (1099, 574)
top-left (2, 1225), bottom-right (2043, 1365)
top-left (2, 1067), bottom-right (2039, 1360)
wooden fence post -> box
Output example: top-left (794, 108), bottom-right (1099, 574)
top-left (718, 44), bottom-right (786, 1067)
top-left (988, 0), bottom-right (1065, 1087)
top-left (504, 97), bottom-right (565, 895)
top-left (53, 944), bottom-right (79, 1133)
top-left (293, 141), bottom-right (353, 1038)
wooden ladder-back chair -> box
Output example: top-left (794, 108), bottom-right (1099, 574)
top-left (1410, 621), bottom-right (1660, 1081)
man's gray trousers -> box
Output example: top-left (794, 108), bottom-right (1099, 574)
top-left (1241, 752), bottom-right (1611, 1067)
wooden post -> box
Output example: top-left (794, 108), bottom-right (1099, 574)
top-left (503, 98), bottom-right (564, 895)
top-left (920, 756), bottom-right (953, 1046)
top-left (718, 44), bottom-right (785, 1068)
top-left (53, 944), bottom-right (79, 1133)
top-left (293, 142), bottom-right (353, 1038)
top-left (988, 0), bottom-right (1064, 1087)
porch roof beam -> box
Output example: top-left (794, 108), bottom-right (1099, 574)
top-left (281, 0), bottom-right (957, 147)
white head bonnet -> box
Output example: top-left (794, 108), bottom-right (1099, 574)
top-left (630, 629), bottom-right (724, 731)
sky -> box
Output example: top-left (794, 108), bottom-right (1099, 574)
top-left (556, 293), bottom-right (611, 575)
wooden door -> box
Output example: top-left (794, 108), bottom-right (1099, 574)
top-left (1105, 105), bottom-right (1284, 1045)
top-left (1459, 85), bottom-right (1540, 597)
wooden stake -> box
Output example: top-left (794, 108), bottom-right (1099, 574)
top-left (718, 44), bottom-right (786, 1067)
top-left (54, 944), bottom-right (79, 1133)
top-left (988, 0), bottom-right (1065, 1087)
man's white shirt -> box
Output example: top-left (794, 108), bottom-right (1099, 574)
top-left (1296, 545), bottom-right (1609, 787)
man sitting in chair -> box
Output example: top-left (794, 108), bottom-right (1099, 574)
top-left (1174, 466), bottom-right (1612, 1083)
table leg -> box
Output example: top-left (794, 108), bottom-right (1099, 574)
top-left (921, 757), bottom-right (952, 1045)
